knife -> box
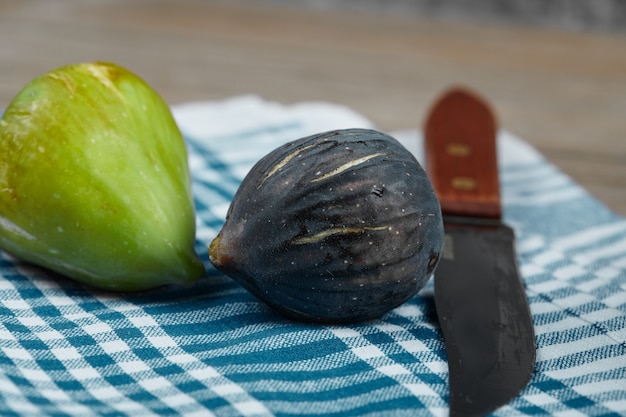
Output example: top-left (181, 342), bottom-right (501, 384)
top-left (424, 87), bottom-right (536, 417)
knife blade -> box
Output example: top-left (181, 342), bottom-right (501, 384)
top-left (424, 87), bottom-right (536, 417)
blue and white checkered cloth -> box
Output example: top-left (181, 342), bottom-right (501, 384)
top-left (1, 95), bottom-right (625, 416)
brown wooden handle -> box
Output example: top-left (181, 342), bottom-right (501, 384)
top-left (424, 87), bottom-right (502, 219)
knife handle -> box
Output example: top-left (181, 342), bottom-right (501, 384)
top-left (424, 87), bottom-right (502, 219)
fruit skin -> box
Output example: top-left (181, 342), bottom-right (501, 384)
top-left (209, 128), bottom-right (443, 323)
top-left (0, 62), bottom-right (204, 291)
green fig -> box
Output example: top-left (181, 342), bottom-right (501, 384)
top-left (0, 62), bottom-right (204, 291)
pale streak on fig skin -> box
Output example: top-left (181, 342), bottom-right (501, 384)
top-left (0, 217), bottom-right (36, 241)
top-left (85, 63), bottom-right (125, 99)
top-left (47, 63), bottom-right (124, 100)
top-left (310, 153), bottom-right (391, 183)
top-left (292, 225), bottom-right (389, 245)
top-left (46, 73), bottom-right (77, 96)
top-left (257, 143), bottom-right (317, 189)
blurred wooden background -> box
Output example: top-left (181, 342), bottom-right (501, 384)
top-left (1, 0), bottom-right (625, 215)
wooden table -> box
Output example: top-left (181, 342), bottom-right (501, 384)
top-left (2, 0), bottom-right (625, 216)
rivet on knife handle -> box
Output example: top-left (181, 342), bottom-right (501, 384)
top-left (424, 87), bottom-right (501, 219)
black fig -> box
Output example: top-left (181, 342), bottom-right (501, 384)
top-left (209, 128), bottom-right (443, 323)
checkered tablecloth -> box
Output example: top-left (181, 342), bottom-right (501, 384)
top-left (1, 95), bottom-right (625, 416)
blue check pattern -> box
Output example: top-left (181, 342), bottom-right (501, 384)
top-left (0, 96), bottom-right (624, 416)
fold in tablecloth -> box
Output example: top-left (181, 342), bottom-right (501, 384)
top-left (0, 95), bottom-right (624, 416)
